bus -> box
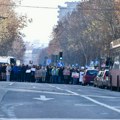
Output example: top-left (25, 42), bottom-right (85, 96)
top-left (0, 56), bottom-right (16, 65)
top-left (110, 38), bottom-right (120, 89)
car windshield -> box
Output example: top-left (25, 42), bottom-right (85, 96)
top-left (86, 70), bottom-right (98, 76)
top-left (98, 71), bottom-right (104, 77)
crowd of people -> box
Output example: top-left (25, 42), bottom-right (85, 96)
top-left (0, 64), bottom-right (85, 84)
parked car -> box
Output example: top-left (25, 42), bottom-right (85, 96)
top-left (94, 70), bottom-right (103, 87)
top-left (94, 69), bottom-right (109, 88)
top-left (82, 69), bottom-right (98, 85)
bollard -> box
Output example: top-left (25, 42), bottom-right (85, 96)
top-left (110, 75), bottom-right (112, 90)
top-left (117, 75), bottom-right (119, 92)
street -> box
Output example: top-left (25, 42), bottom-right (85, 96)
top-left (0, 82), bottom-right (120, 120)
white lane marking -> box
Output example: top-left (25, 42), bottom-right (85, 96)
top-left (64, 89), bottom-right (120, 114)
top-left (33, 95), bottom-right (54, 101)
top-left (55, 87), bottom-right (64, 91)
top-left (49, 84), bottom-right (56, 87)
top-left (2, 104), bottom-right (16, 118)
top-left (85, 95), bottom-right (120, 99)
top-left (9, 82), bottom-right (15, 86)
top-left (75, 104), bottom-right (96, 107)
top-left (81, 95), bottom-right (120, 113)
top-left (5, 88), bottom-right (73, 96)
top-left (49, 84), bottom-right (64, 91)
top-left (112, 106), bottom-right (120, 109)
top-left (65, 90), bottom-right (79, 96)
top-left (100, 112), bottom-right (109, 115)
top-left (0, 118), bottom-right (117, 120)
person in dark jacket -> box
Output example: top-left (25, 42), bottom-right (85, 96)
top-left (12, 65), bottom-right (19, 81)
top-left (45, 66), bottom-right (50, 83)
top-left (25, 66), bottom-right (31, 82)
top-left (1, 64), bottom-right (6, 81)
top-left (58, 67), bottom-right (64, 84)
top-left (21, 64), bottom-right (27, 82)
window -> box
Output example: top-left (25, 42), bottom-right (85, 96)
top-left (113, 56), bottom-right (120, 69)
top-left (86, 70), bottom-right (98, 76)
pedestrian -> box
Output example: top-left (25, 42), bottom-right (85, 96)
top-left (0, 64), bottom-right (2, 81)
top-left (25, 66), bottom-right (31, 82)
top-left (1, 64), bottom-right (6, 81)
top-left (79, 69), bottom-right (84, 84)
top-left (12, 65), bottom-right (19, 81)
top-left (35, 66), bottom-right (42, 83)
top-left (72, 68), bottom-right (79, 85)
top-left (6, 64), bottom-right (11, 81)
top-left (51, 66), bottom-right (58, 83)
top-left (45, 66), bottom-right (50, 83)
top-left (10, 64), bottom-right (14, 81)
top-left (17, 65), bottom-right (22, 82)
top-left (21, 64), bottom-right (27, 82)
top-left (41, 66), bottom-right (47, 83)
top-left (58, 67), bottom-right (64, 84)
top-left (63, 67), bottom-right (70, 84)
top-left (31, 65), bottom-right (36, 82)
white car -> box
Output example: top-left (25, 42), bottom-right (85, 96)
top-left (94, 69), bottom-right (109, 88)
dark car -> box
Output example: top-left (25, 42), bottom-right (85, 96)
top-left (82, 69), bottom-right (98, 85)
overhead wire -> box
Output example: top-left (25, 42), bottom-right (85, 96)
top-left (0, 3), bottom-right (59, 9)
top-left (0, 3), bottom-right (119, 11)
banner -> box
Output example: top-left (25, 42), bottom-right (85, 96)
top-left (72, 72), bottom-right (79, 78)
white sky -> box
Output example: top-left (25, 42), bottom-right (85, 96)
top-left (15, 0), bottom-right (81, 47)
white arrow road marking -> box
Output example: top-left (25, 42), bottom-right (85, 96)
top-left (9, 82), bottom-right (15, 86)
top-left (33, 95), bottom-right (54, 101)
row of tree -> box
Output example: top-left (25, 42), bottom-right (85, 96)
top-left (0, 0), bottom-right (27, 61)
top-left (48, 0), bottom-right (120, 66)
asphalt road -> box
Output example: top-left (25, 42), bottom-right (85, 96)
top-left (0, 82), bottom-right (120, 120)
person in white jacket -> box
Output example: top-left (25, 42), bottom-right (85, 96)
top-left (6, 64), bottom-right (11, 81)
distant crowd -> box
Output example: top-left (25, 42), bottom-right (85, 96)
top-left (0, 64), bottom-right (85, 84)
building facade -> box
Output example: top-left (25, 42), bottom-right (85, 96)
top-left (58, 2), bottom-right (80, 21)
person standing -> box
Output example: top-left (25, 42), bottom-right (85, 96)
top-left (31, 65), bottom-right (36, 82)
top-left (1, 64), bottom-right (6, 81)
top-left (35, 66), bottom-right (43, 83)
top-left (72, 68), bottom-right (79, 85)
top-left (51, 66), bottom-right (58, 83)
top-left (58, 67), bottom-right (64, 84)
top-left (21, 64), bottom-right (27, 82)
top-left (45, 66), bottom-right (50, 83)
top-left (25, 66), bottom-right (31, 82)
top-left (6, 64), bottom-right (11, 81)
top-left (79, 69), bottom-right (84, 85)
top-left (63, 67), bottom-right (70, 84)
top-left (41, 66), bottom-right (47, 83)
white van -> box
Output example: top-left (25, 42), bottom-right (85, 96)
top-left (0, 56), bottom-right (16, 65)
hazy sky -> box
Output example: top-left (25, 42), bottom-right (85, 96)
top-left (15, 0), bottom-right (81, 47)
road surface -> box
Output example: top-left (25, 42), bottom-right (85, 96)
top-left (0, 82), bottom-right (120, 120)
